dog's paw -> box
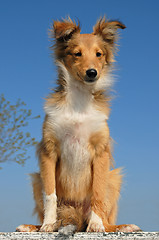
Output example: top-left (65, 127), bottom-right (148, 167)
top-left (117, 224), bottom-right (141, 232)
top-left (16, 224), bottom-right (39, 232)
top-left (86, 222), bottom-right (105, 232)
top-left (40, 223), bottom-right (55, 232)
top-left (87, 210), bottom-right (105, 232)
top-left (58, 224), bottom-right (77, 235)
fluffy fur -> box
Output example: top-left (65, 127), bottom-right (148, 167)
top-left (16, 17), bottom-right (141, 234)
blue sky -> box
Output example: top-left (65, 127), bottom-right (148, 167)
top-left (0, 0), bottom-right (159, 232)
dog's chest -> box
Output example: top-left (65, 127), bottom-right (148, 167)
top-left (45, 102), bottom-right (106, 175)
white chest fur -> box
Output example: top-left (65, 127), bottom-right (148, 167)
top-left (45, 84), bottom-right (107, 176)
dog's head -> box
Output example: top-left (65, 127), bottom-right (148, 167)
top-left (50, 17), bottom-right (126, 86)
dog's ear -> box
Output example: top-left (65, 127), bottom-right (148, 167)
top-left (53, 17), bottom-right (80, 41)
top-left (93, 17), bottom-right (126, 63)
top-left (93, 17), bottom-right (126, 45)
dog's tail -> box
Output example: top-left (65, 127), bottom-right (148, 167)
top-left (30, 172), bottom-right (44, 223)
top-left (54, 204), bottom-right (87, 234)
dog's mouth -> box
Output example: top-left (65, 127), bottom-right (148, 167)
top-left (84, 78), bottom-right (97, 84)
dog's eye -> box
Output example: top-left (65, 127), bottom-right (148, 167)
top-left (96, 52), bottom-right (102, 57)
top-left (75, 52), bottom-right (82, 57)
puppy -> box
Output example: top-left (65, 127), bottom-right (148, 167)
top-left (16, 17), bottom-right (141, 233)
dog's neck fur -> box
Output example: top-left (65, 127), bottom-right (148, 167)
top-left (66, 82), bottom-right (93, 113)
top-left (55, 61), bottom-right (112, 114)
top-left (44, 61), bottom-right (113, 135)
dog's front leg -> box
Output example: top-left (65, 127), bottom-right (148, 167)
top-left (40, 151), bottom-right (57, 232)
top-left (87, 150), bottom-right (110, 232)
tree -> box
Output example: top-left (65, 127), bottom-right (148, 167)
top-left (0, 94), bottom-right (40, 169)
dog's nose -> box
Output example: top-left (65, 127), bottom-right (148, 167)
top-left (86, 69), bottom-right (97, 79)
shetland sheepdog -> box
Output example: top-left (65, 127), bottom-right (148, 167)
top-left (16, 17), bottom-right (141, 233)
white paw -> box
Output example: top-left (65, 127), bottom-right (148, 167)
top-left (119, 224), bottom-right (141, 232)
top-left (40, 223), bottom-right (55, 232)
top-left (87, 222), bottom-right (105, 232)
top-left (87, 210), bottom-right (105, 232)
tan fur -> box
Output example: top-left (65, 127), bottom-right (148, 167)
top-left (30, 173), bottom-right (43, 223)
top-left (16, 17), bottom-right (141, 233)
